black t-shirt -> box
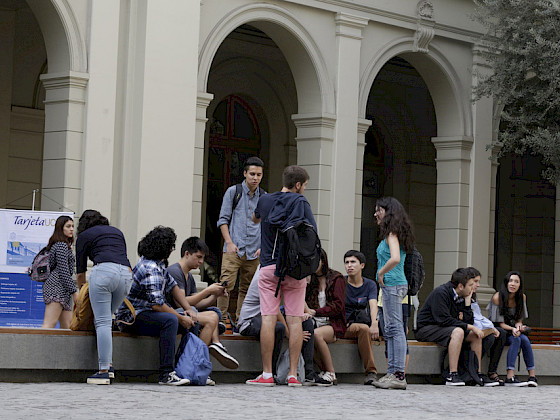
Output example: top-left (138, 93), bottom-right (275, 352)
top-left (345, 277), bottom-right (378, 321)
top-left (75, 225), bottom-right (131, 273)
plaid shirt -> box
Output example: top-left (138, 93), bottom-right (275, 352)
top-left (115, 257), bottom-right (177, 327)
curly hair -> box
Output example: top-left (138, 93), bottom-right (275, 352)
top-left (77, 209), bottom-right (109, 234)
top-left (375, 196), bottom-right (415, 253)
top-left (46, 215), bottom-right (74, 250)
top-left (137, 226), bottom-right (176, 262)
top-left (499, 271), bottom-right (524, 323)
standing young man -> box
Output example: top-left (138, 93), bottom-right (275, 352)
top-left (217, 157), bottom-right (265, 325)
top-left (246, 165), bottom-right (316, 387)
top-left (343, 250), bottom-right (380, 385)
top-left (166, 237), bottom-right (239, 373)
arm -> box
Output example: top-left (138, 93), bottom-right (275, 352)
top-left (431, 290), bottom-right (470, 330)
top-left (217, 188), bottom-right (238, 253)
top-left (315, 274), bottom-right (346, 318)
top-left (377, 233), bottom-right (401, 287)
top-left (252, 212), bottom-right (261, 224)
top-left (77, 272), bottom-right (86, 289)
top-left (170, 285), bottom-right (197, 320)
top-left (152, 295), bottom-right (194, 330)
top-left (185, 283), bottom-right (227, 309)
top-left (219, 224), bottom-right (238, 254)
top-left (368, 298), bottom-right (380, 340)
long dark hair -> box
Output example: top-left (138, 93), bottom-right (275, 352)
top-left (499, 271), bottom-right (524, 323)
top-left (77, 209), bottom-right (109, 234)
top-left (46, 215), bottom-right (74, 250)
top-left (137, 226), bottom-right (176, 262)
top-left (306, 248), bottom-right (340, 309)
top-left (375, 196), bottom-right (415, 252)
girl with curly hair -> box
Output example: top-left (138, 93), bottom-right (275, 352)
top-left (75, 210), bottom-right (132, 385)
top-left (115, 226), bottom-right (198, 385)
top-left (373, 196), bottom-right (414, 390)
top-left (41, 215), bottom-right (77, 329)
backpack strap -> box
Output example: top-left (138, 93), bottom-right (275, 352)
top-left (231, 183), bottom-right (243, 212)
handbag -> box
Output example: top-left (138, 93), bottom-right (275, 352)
top-left (347, 307), bottom-right (371, 325)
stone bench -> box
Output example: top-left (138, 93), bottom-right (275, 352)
top-left (1, 327), bottom-right (559, 383)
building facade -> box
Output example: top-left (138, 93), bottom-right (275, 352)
top-left (0, 0), bottom-right (558, 326)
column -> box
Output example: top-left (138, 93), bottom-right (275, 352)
top-left (431, 136), bottom-right (473, 287)
top-left (80, 0), bottom-right (121, 217)
top-left (330, 13), bottom-right (369, 271)
top-left (193, 92), bottom-right (213, 239)
top-left (554, 188), bottom-right (560, 327)
top-left (40, 72), bottom-right (89, 213)
top-left (0, 10), bottom-right (15, 207)
top-left (292, 113), bottom-right (336, 254)
top-left (354, 119), bottom-right (372, 251)
top-left (487, 142), bottom-right (502, 292)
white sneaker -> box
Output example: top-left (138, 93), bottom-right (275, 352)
top-left (320, 371), bottom-right (337, 385)
top-left (206, 377), bottom-right (216, 386)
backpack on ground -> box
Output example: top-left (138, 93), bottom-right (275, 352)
top-left (232, 183), bottom-right (266, 212)
top-left (275, 348), bottom-right (305, 384)
top-left (274, 221), bottom-right (321, 296)
top-left (404, 246), bottom-right (425, 296)
top-left (27, 247), bottom-right (50, 282)
top-left (175, 332), bottom-right (213, 386)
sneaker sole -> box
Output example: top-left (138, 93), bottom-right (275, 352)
top-left (288, 382), bottom-right (302, 387)
top-left (245, 380), bottom-right (275, 386)
top-left (483, 382), bottom-right (500, 387)
top-left (528, 382), bottom-right (538, 387)
top-left (505, 383), bottom-right (528, 387)
top-left (87, 378), bottom-right (111, 385)
top-left (445, 382), bottom-right (466, 386)
top-left (159, 380), bottom-right (190, 386)
top-left (209, 346), bottom-right (240, 370)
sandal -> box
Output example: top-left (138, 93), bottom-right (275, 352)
top-left (488, 372), bottom-right (504, 386)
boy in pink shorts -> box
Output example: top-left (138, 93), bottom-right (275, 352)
top-left (246, 165), bottom-right (317, 387)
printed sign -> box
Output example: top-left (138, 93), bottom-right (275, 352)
top-left (0, 209), bottom-right (73, 327)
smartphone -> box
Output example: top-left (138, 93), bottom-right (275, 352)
top-left (221, 281), bottom-right (228, 287)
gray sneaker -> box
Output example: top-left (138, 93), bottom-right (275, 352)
top-left (373, 373), bottom-right (393, 389)
top-left (364, 372), bottom-right (378, 385)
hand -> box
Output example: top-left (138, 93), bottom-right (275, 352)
top-left (369, 322), bottom-right (380, 341)
top-left (226, 242), bottom-right (238, 254)
top-left (302, 330), bottom-right (311, 342)
top-left (519, 325), bottom-right (527, 332)
top-left (186, 308), bottom-right (198, 322)
top-left (209, 283), bottom-right (227, 296)
top-left (512, 327), bottom-right (521, 337)
top-left (471, 326), bottom-right (484, 339)
top-left (302, 313), bottom-right (312, 321)
top-left (493, 328), bottom-right (500, 338)
top-left (308, 309), bottom-right (316, 317)
top-left (254, 248), bottom-right (261, 258)
top-left (378, 273), bottom-right (385, 287)
top-left (179, 315), bottom-right (194, 329)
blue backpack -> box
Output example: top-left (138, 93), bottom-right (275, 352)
top-left (175, 332), bottom-right (212, 385)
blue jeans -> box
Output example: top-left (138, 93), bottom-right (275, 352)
top-left (378, 304), bottom-right (410, 358)
top-left (88, 263), bottom-right (132, 370)
top-left (506, 333), bottom-right (535, 371)
top-left (381, 285), bottom-right (408, 374)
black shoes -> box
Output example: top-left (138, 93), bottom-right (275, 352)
top-left (445, 372), bottom-right (465, 386)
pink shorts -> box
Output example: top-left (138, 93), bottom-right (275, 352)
top-left (258, 264), bottom-right (307, 317)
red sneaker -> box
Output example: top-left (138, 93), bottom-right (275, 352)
top-left (287, 376), bottom-right (302, 387)
top-left (246, 374), bottom-right (275, 386)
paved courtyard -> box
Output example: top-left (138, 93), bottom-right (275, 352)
top-left (0, 382), bottom-right (558, 419)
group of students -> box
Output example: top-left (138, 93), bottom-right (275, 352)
top-left (40, 159), bottom-right (539, 388)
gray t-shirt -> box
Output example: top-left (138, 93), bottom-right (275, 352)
top-left (166, 262), bottom-right (196, 308)
top-left (237, 266), bottom-right (261, 333)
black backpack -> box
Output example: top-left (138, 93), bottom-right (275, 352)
top-left (232, 183), bottom-right (266, 211)
top-left (274, 221), bottom-right (321, 297)
top-left (404, 246), bottom-right (425, 296)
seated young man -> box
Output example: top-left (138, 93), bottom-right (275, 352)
top-left (343, 250), bottom-right (380, 386)
top-left (166, 237), bottom-right (239, 372)
top-left (115, 226), bottom-right (193, 386)
top-left (238, 267), bottom-right (331, 386)
top-left (415, 267), bottom-right (485, 386)
top-left (466, 266), bottom-right (505, 386)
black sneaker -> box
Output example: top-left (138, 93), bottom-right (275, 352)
top-left (209, 342), bottom-right (239, 369)
top-left (158, 371), bottom-right (190, 386)
top-left (445, 372), bottom-right (465, 386)
top-left (479, 373), bottom-right (500, 387)
top-left (527, 376), bottom-right (539, 387)
top-left (303, 371), bottom-right (332, 387)
top-left (87, 371), bottom-right (111, 385)
top-left (218, 322), bottom-right (227, 335)
top-left (504, 376), bottom-right (528, 387)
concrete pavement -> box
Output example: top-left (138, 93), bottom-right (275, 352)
top-left (0, 382), bottom-right (557, 419)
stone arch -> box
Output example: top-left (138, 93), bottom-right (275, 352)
top-left (25, 0), bottom-right (87, 73)
top-left (198, 2), bottom-right (333, 114)
top-left (359, 37), bottom-right (469, 138)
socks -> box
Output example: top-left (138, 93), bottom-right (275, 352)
top-left (262, 372), bottom-right (273, 380)
top-left (395, 371), bottom-right (405, 380)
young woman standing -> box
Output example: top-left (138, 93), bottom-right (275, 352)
top-left (373, 197), bottom-right (414, 390)
top-left (41, 216), bottom-right (77, 329)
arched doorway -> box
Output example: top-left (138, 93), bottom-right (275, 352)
top-left (361, 56), bottom-right (437, 304)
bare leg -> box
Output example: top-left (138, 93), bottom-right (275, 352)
top-left (286, 315), bottom-right (303, 377)
top-left (448, 327), bottom-right (465, 372)
top-left (260, 315), bottom-right (277, 373)
top-left (58, 310), bottom-right (73, 329)
top-left (42, 302), bottom-right (64, 328)
top-left (466, 331), bottom-right (483, 372)
top-left (197, 311), bottom-right (218, 346)
top-left (314, 326), bottom-right (336, 373)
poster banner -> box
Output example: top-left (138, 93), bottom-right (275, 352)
top-left (0, 209), bottom-right (73, 327)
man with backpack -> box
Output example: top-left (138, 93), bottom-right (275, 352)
top-left (246, 165), bottom-right (318, 387)
top-left (216, 156), bottom-right (265, 326)
top-left (415, 267), bottom-right (485, 386)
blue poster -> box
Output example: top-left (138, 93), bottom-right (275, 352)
top-left (0, 272), bottom-right (44, 327)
